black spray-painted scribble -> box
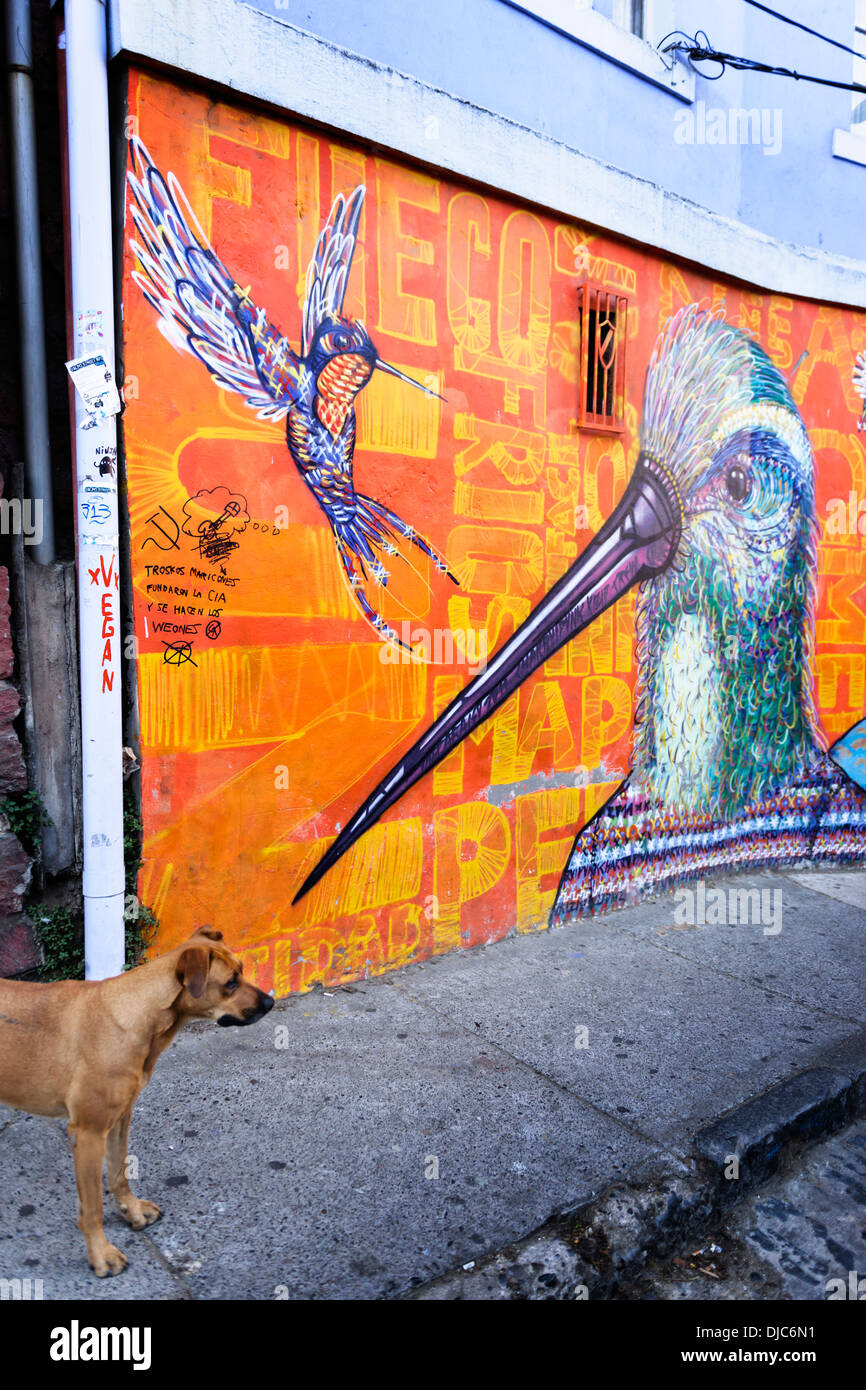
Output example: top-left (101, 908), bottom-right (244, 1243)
top-left (181, 487), bottom-right (249, 564)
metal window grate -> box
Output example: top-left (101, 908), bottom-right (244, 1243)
top-left (578, 285), bottom-right (628, 432)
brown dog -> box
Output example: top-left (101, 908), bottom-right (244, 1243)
top-left (0, 928), bottom-right (273, 1276)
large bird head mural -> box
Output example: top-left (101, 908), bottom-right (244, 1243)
top-left (295, 305), bottom-right (865, 909)
top-left (632, 308), bottom-right (824, 819)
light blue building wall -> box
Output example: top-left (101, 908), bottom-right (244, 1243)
top-left (108, 0), bottom-right (866, 302)
top-left (240, 0), bottom-right (863, 264)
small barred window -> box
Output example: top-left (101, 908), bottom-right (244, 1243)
top-left (579, 286), bottom-right (628, 432)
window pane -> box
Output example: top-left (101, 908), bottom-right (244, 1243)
top-left (854, 6), bottom-right (866, 126)
top-left (854, 54), bottom-right (866, 124)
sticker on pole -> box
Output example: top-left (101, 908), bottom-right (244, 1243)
top-left (65, 352), bottom-right (121, 423)
top-left (75, 308), bottom-right (104, 352)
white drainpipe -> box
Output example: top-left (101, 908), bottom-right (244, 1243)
top-left (63, 0), bottom-right (125, 978)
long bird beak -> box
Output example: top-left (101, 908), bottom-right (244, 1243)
top-left (293, 454), bottom-right (682, 904)
top-left (376, 357), bottom-right (446, 401)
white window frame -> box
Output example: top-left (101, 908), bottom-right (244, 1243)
top-left (833, 0), bottom-right (866, 166)
top-left (498, 1), bottom-right (693, 100)
top-left (851, 0), bottom-right (866, 129)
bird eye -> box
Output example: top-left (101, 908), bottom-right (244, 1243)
top-left (319, 329), bottom-right (351, 354)
top-left (725, 463), bottom-right (751, 504)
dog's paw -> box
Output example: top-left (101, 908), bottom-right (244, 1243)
top-left (129, 1199), bottom-right (162, 1230)
top-left (118, 1196), bottom-right (162, 1229)
top-left (90, 1243), bottom-right (128, 1277)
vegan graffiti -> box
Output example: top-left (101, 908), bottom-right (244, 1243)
top-left (127, 137), bottom-right (455, 653)
top-left (296, 307), bottom-right (866, 913)
top-left (88, 552), bottom-right (119, 695)
top-left (122, 72), bottom-right (866, 994)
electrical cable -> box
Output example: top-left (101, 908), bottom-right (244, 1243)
top-left (741, 0), bottom-right (866, 62)
top-left (659, 33), bottom-right (866, 98)
top-left (658, 30), bottom-right (724, 76)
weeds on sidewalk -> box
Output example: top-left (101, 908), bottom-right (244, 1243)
top-left (26, 786), bottom-right (157, 979)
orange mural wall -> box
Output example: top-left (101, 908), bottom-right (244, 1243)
top-left (120, 70), bottom-right (866, 996)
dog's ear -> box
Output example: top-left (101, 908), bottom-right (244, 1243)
top-left (176, 946), bottom-right (210, 998)
top-left (197, 927), bottom-right (223, 942)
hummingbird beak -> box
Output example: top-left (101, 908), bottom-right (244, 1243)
top-left (375, 357), bottom-right (446, 402)
top-left (292, 454), bottom-right (682, 904)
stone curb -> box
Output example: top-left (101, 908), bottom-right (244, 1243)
top-left (406, 1028), bottom-right (866, 1300)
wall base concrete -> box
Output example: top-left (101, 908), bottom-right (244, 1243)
top-left (0, 550), bottom-right (81, 977)
top-left (21, 558), bottom-right (81, 878)
top-left (0, 470), bottom-right (35, 972)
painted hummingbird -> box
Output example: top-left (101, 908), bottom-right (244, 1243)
top-left (127, 137), bottom-right (455, 651)
top-left (295, 306), bottom-right (866, 910)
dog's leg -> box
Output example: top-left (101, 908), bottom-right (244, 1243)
top-left (68, 1123), bottom-right (128, 1277)
top-left (106, 1105), bottom-right (161, 1230)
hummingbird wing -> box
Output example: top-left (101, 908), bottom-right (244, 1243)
top-left (127, 136), bottom-right (302, 420)
top-left (301, 185), bottom-right (365, 357)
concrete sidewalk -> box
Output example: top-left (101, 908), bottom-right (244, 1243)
top-left (1, 866), bottom-right (865, 1300)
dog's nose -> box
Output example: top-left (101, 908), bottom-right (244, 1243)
top-left (260, 992), bottom-right (275, 1014)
